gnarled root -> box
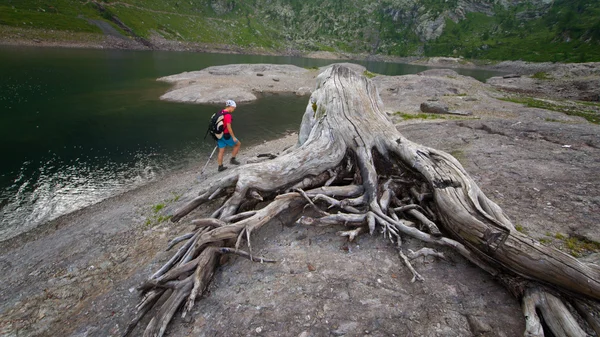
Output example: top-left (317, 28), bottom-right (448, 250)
top-left (398, 249), bottom-right (424, 283)
top-left (408, 247), bottom-right (447, 261)
top-left (522, 287), bottom-right (587, 337)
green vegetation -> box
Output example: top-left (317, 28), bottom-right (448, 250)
top-left (538, 232), bottom-right (600, 257)
top-left (500, 96), bottom-right (600, 124)
top-left (1, 0), bottom-right (600, 61)
top-left (143, 193), bottom-right (180, 227)
top-left (515, 223), bottom-right (526, 233)
top-left (396, 112), bottom-right (446, 120)
top-left (578, 101), bottom-right (600, 108)
top-left (554, 233), bottom-right (600, 257)
top-left (564, 236), bottom-right (600, 257)
top-left (145, 202), bottom-right (170, 227)
top-left (363, 70), bottom-right (378, 79)
top-left (531, 72), bottom-right (553, 80)
top-left (449, 150), bottom-right (465, 164)
top-left (144, 214), bottom-right (172, 227)
top-left (395, 112), bottom-right (473, 121)
top-left (0, 1), bottom-right (102, 32)
top-left (425, 1), bottom-right (600, 62)
top-left (0, 0), bottom-right (281, 48)
top-left (152, 203), bottom-right (165, 214)
top-left (0, 25), bottom-right (104, 43)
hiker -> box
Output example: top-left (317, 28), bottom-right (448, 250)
top-left (216, 100), bottom-right (241, 172)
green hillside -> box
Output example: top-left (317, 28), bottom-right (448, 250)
top-left (1, 0), bottom-right (599, 62)
top-left (425, 1), bottom-right (600, 62)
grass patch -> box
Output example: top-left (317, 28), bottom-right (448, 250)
top-left (156, 215), bottom-right (172, 223)
top-left (396, 112), bottom-right (446, 120)
top-left (531, 72), bottom-right (553, 80)
top-left (144, 214), bottom-right (172, 228)
top-left (0, 2), bottom-right (103, 33)
top-left (396, 112), bottom-right (473, 121)
top-left (449, 150), bottom-right (466, 164)
top-left (542, 232), bottom-right (600, 257)
top-left (515, 224), bottom-right (526, 233)
top-left (0, 25), bottom-right (105, 43)
top-left (500, 96), bottom-right (600, 124)
top-left (578, 100), bottom-right (600, 107)
top-left (143, 195), bottom-right (179, 227)
top-left (544, 118), bottom-right (566, 123)
top-left (443, 93), bottom-right (467, 97)
top-left (363, 70), bottom-right (378, 79)
top-left (152, 203), bottom-right (165, 214)
top-left (564, 236), bottom-right (600, 257)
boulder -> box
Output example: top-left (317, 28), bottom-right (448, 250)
top-left (420, 101), bottom-right (450, 114)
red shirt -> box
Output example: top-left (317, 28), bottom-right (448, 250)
top-left (221, 110), bottom-right (232, 134)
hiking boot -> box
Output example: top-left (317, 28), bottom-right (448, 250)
top-left (230, 157), bottom-right (241, 165)
top-left (218, 165), bottom-right (228, 172)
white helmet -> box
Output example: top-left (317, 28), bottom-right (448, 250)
top-left (225, 100), bottom-right (237, 107)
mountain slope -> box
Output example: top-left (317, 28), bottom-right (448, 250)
top-left (1, 0), bottom-right (599, 62)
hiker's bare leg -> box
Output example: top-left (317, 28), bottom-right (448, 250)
top-left (232, 141), bottom-right (241, 158)
top-left (217, 148), bottom-right (225, 166)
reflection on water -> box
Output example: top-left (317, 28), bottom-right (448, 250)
top-left (1, 148), bottom-right (163, 241)
top-left (0, 90), bottom-right (307, 242)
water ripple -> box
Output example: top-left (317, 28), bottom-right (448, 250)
top-left (0, 150), bottom-right (164, 242)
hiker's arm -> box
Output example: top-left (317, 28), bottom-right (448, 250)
top-left (226, 123), bottom-right (238, 142)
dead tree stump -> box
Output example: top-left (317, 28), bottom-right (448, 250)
top-left (125, 65), bottom-right (600, 337)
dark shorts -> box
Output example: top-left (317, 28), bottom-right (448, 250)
top-left (217, 134), bottom-right (237, 148)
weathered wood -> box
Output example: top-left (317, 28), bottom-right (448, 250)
top-left (522, 287), bottom-right (587, 337)
top-left (143, 278), bottom-right (193, 337)
top-left (304, 185), bottom-right (364, 198)
top-left (398, 248), bottom-right (424, 283)
top-left (408, 247), bottom-right (446, 260)
top-left (406, 208), bottom-right (442, 236)
top-left (385, 133), bottom-right (600, 300)
top-left (573, 299), bottom-right (600, 335)
top-left (182, 246), bottom-right (219, 318)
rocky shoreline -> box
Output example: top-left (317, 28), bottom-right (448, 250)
top-left (5, 28), bottom-right (598, 77)
top-left (1, 61), bottom-right (599, 337)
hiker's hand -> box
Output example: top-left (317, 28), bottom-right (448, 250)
top-left (233, 137), bottom-right (238, 143)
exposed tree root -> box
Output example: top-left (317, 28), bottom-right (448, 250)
top-left (522, 287), bottom-right (587, 337)
top-left (125, 65), bottom-right (600, 337)
top-left (398, 248), bottom-right (424, 283)
top-left (408, 247), bottom-right (447, 261)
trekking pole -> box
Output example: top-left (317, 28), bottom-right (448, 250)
top-left (200, 146), bottom-right (218, 176)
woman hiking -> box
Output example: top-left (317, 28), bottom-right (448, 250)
top-left (216, 100), bottom-right (241, 172)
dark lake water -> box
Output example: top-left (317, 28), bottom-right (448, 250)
top-left (0, 46), bottom-right (504, 241)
